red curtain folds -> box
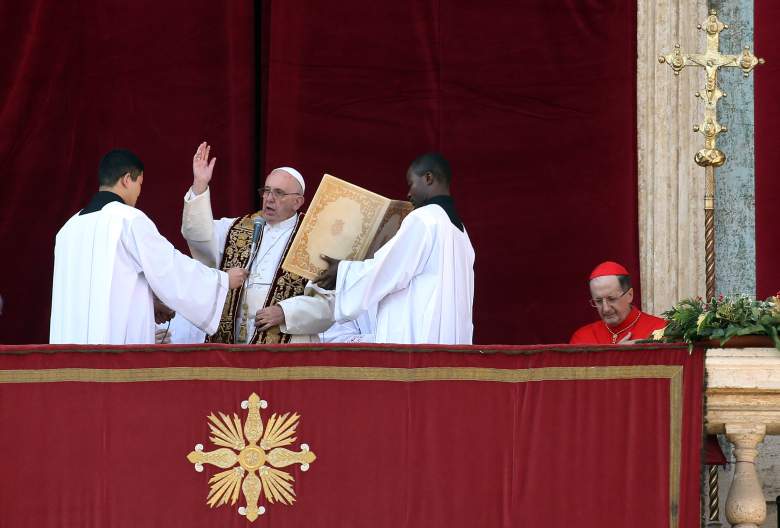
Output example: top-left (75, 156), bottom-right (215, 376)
top-left (0, 343), bottom-right (703, 527)
top-left (755, 3), bottom-right (780, 298)
top-left (1, 1), bottom-right (638, 345)
top-left (264, 1), bottom-right (639, 344)
top-left (0, 1), bottom-right (255, 343)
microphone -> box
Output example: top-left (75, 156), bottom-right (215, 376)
top-left (247, 217), bottom-right (267, 270)
top-left (236, 217), bottom-right (266, 336)
top-left (251, 217), bottom-right (266, 246)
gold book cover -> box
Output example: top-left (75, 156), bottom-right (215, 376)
top-left (282, 174), bottom-right (413, 280)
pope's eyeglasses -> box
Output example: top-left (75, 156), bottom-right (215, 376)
top-left (258, 187), bottom-right (302, 199)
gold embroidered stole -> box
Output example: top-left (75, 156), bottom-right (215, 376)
top-left (206, 213), bottom-right (307, 344)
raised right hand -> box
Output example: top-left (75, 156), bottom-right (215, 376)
top-left (192, 141), bottom-right (216, 195)
top-left (227, 267), bottom-right (249, 289)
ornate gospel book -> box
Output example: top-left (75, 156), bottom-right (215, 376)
top-left (281, 174), bottom-right (413, 280)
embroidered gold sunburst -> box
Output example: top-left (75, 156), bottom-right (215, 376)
top-left (186, 393), bottom-right (316, 521)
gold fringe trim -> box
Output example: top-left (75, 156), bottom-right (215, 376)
top-left (0, 365), bottom-right (680, 384)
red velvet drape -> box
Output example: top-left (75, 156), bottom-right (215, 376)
top-left (2, 2), bottom-right (638, 345)
top-left (0, 1), bottom-right (255, 343)
top-left (755, 3), bottom-right (780, 298)
top-left (263, 1), bottom-right (639, 344)
top-left (0, 343), bottom-right (703, 527)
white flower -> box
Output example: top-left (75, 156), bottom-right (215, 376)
top-left (651, 327), bottom-right (666, 340)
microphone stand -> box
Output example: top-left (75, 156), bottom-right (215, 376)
top-left (236, 228), bottom-right (263, 343)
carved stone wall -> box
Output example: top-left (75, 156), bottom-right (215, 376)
top-left (637, 1), bottom-right (708, 314)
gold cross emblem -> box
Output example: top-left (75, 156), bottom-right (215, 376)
top-left (186, 393), bottom-right (316, 521)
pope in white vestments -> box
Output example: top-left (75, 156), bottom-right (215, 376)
top-left (170, 142), bottom-right (331, 344)
top-left (50, 149), bottom-right (247, 345)
top-left (318, 152), bottom-right (475, 344)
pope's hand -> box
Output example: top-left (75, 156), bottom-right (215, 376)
top-left (617, 332), bottom-right (635, 344)
top-left (227, 268), bottom-right (249, 289)
top-left (255, 305), bottom-right (285, 331)
top-left (192, 141), bottom-right (216, 195)
top-left (315, 254), bottom-right (340, 290)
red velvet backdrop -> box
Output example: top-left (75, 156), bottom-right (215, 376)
top-left (755, 3), bottom-right (780, 298)
top-left (263, 1), bottom-right (639, 344)
top-left (1, 1), bottom-right (638, 344)
top-left (0, 343), bottom-right (703, 527)
top-left (0, 1), bottom-right (255, 343)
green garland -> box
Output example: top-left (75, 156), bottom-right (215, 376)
top-left (651, 294), bottom-right (780, 350)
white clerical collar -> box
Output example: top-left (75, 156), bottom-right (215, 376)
top-left (266, 213), bottom-right (297, 232)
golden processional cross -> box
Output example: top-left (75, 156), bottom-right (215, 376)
top-left (659, 10), bottom-right (764, 525)
top-left (658, 9), bottom-right (763, 301)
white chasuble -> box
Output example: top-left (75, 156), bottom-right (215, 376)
top-left (50, 202), bottom-right (228, 344)
top-left (334, 204), bottom-right (475, 344)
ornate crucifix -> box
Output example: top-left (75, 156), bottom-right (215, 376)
top-left (659, 10), bottom-right (764, 526)
top-left (659, 9), bottom-right (763, 300)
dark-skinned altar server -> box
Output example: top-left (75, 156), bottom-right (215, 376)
top-left (317, 152), bottom-right (474, 344)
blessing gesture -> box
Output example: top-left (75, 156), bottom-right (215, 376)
top-left (192, 141), bottom-right (216, 195)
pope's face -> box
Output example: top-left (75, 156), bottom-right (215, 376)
top-left (261, 170), bottom-right (304, 224)
top-left (589, 275), bottom-right (633, 327)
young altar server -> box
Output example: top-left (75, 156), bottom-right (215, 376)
top-left (50, 149), bottom-right (247, 344)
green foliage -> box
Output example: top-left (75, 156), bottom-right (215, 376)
top-left (654, 295), bottom-right (780, 350)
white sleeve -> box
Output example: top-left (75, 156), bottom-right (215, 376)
top-left (319, 320), bottom-right (375, 343)
top-left (126, 213), bottom-right (229, 335)
top-left (181, 187), bottom-right (236, 268)
top-left (334, 213), bottom-right (433, 321)
top-left (166, 313), bottom-right (207, 344)
top-left (278, 282), bottom-right (335, 335)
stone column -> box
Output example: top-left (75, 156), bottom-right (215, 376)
top-left (724, 423), bottom-right (766, 527)
top-left (637, 0), bottom-right (708, 315)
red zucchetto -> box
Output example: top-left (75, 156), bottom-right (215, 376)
top-left (589, 261), bottom-right (629, 280)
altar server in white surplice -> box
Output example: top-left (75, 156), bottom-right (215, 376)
top-left (317, 153), bottom-right (475, 344)
top-left (50, 149), bottom-right (248, 345)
